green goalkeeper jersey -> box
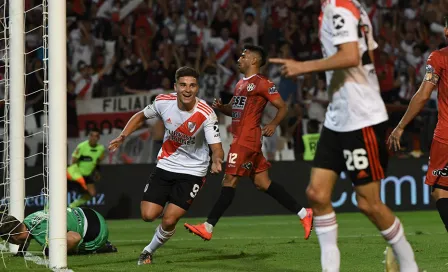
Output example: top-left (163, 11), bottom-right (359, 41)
top-left (71, 140), bottom-right (105, 176)
top-left (23, 208), bottom-right (85, 248)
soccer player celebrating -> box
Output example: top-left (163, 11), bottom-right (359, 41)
top-left (67, 128), bottom-right (105, 208)
top-left (270, 1), bottom-right (419, 272)
top-left (108, 66), bottom-right (224, 265)
top-left (389, 17), bottom-right (448, 236)
top-left (184, 44), bottom-right (313, 241)
top-left (0, 207), bottom-right (116, 255)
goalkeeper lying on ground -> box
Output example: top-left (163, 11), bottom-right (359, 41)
top-left (0, 207), bottom-right (117, 255)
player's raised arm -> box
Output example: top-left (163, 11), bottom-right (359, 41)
top-left (388, 66), bottom-right (439, 151)
top-left (109, 99), bottom-right (160, 152)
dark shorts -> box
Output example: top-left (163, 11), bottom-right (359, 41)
top-left (313, 122), bottom-right (389, 186)
top-left (142, 167), bottom-right (206, 211)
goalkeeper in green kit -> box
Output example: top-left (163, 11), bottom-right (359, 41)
top-left (0, 207), bottom-right (117, 255)
top-left (67, 128), bottom-right (105, 208)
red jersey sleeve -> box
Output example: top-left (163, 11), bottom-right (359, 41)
top-left (258, 79), bottom-right (281, 103)
top-left (425, 51), bottom-right (443, 85)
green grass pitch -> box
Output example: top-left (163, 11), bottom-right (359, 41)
top-left (2, 211), bottom-right (446, 271)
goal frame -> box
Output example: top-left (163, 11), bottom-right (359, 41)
top-left (8, 0), bottom-right (67, 268)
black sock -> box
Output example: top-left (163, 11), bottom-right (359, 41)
top-left (265, 181), bottom-right (303, 214)
top-left (436, 198), bottom-right (448, 232)
top-left (206, 187), bottom-right (235, 226)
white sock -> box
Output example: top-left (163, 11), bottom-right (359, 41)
top-left (297, 208), bottom-right (307, 219)
top-left (143, 225), bottom-right (175, 254)
top-left (314, 212), bottom-right (340, 272)
top-left (381, 218), bottom-right (418, 272)
top-left (204, 222), bottom-right (213, 233)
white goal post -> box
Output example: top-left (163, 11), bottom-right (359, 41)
top-left (7, 0), bottom-right (67, 268)
top-left (47, 0), bottom-right (67, 269)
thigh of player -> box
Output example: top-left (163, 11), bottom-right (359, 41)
top-left (340, 122), bottom-right (388, 186)
top-left (426, 139), bottom-right (448, 190)
top-left (226, 144), bottom-right (270, 177)
top-left (313, 126), bottom-right (345, 175)
top-left (169, 173), bottom-right (205, 211)
top-left (142, 167), bottom-right (172, 212)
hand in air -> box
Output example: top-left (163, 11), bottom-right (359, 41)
top-left (210, 158), bottom-right (223, 174)
top-left (108, 135), bottom-right (125, 152)
top-left (269, 58), bottom-right (303, 77)
top-left (262, 124), bottom-right (276, 137)
top-left (387, 127), bottom-right (404, 151)
top-left (212, 98), bottom-right (223, 110)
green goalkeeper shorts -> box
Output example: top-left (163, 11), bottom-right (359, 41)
top-left (78, 208), bottom-right (109, 253)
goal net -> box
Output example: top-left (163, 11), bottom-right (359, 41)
top-left (0, 0), bottom-right (67, 269)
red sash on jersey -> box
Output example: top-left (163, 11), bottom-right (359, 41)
top-left (215, 40), bottom-right (234, 62)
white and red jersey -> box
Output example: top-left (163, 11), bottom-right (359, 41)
top-left (320, 0), bottom-right (388, 132)
top-left (143, 93), bottom-right (221, 177)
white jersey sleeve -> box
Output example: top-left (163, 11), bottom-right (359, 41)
top-left (331, 7), bottom-right (359, 46)
top-left (142, 100), bottom-right (160, 119)
top-left (204, 112), bottom-right (221, 145)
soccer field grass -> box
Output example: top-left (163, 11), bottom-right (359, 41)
top-left (3, 211), bottom-right (446, 271)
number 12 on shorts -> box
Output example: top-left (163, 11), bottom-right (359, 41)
top-left (343, 148), bottom-right (369, 171)
top-left (228, 153), bottom-right (238, 164)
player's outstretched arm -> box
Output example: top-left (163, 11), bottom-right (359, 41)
top-left (108, 111), bottom-right (146, 152)
top-left (388, 80), bottom-right (436, 151)
top-left (212, 98), bottom-right (233, 117)
top-left (269, 42), bottom-right (359, 77)
top-left (209, 143), bottom-right (224, 174)
top-left (262, 97), bottom-right (287, 137)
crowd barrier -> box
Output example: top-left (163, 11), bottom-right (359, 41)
top-left (14, 158), bottom-right (435, 219)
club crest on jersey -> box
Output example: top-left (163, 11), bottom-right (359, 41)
top-left (268, 85), bottom-right (278, 94)
top-left (247, 83), bottom-right (256, 92)
top-left (188, 122), bottom-right (196, 133)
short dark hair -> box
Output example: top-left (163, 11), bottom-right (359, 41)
top-left (243, 44), bottom-right (267, 67)
top-left (175, 66), bottom-right (200, 82)
top-left (0, 215), bottom-right (22, 239)
top-left (89, 128), bottom-right (100, 135)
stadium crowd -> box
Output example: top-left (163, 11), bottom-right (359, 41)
top-left (18, 0), bottom-right (448, 161)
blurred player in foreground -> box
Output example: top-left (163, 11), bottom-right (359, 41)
top-left (389, 17), bottom-right (448, 236)
top-left (67, 128), bottom-right (105, 208)
top-left (0, 207), bottom-right (116, 255)
top-left (184, 44), bottom-right (313, 241)
top-left (270, 1), bottom-right (419, 271)
top-left (109, 66), bottom-right (224, 265)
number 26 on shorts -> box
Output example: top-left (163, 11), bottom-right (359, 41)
top-left (228, 153), bottom-right (238, 164)
top-left (343, 148), bottom-right (369, 171)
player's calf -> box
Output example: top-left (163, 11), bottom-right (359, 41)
top-left (431, 187), bottom-right (448, 232)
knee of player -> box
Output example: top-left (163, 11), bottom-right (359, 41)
top-left (161, 215), bottom-right (179, 229)
top-left (356, 195), bottom-right (383, 216)
top-left (431, 188), bottom-right (448, 201)
top-left (140, 210), bottom-right (158, 222)
top-left (88, 188), bottom-right (96, 197)
top-left (253, 179), bottom-right (270, 191)
top-left (222, 175), bottom-right (238, 188)
top-left (306, 185), bottom-right (327, 205)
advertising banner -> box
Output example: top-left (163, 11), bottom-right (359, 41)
top-left (10, 158), bottom-right (434, 219)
